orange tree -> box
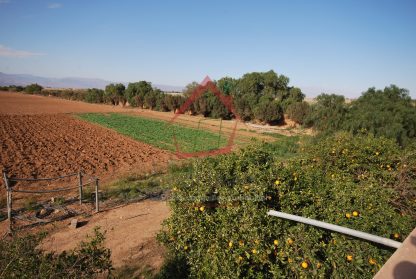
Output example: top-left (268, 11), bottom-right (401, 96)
top-left (158, 132), bottom-right (415, 278)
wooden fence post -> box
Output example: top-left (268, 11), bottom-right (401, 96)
top-left (2, 171), bottom-right (12, 234)
top-left (95, 178), bottom-right (99, 213)
top-left (78, 170), bottom-right (83, 205)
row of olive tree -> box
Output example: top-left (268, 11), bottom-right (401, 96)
top-left (1, 84), bottom-right (43, 93)
top-left (102, 81), bottom-right (186, 112)
top-left (2, 70), bottom-right (306, 125)
top-left (101, 71), bottom-right (305, 125)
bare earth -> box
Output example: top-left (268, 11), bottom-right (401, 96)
top-left (0, 113), bottom-right (173, 194)
top-left (41, 200), bottom-right (170, 273)
top-left (0, 91), bottom-right (127, 114)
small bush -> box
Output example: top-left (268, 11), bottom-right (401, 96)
top-left (0, 227), bottom-right (112, 278)
top-left (24, 83), bottom-right (43, 94)
top-left (23, 197), bottom-right (41, 211)
top-left (159, 133), bottom-right (415, 278)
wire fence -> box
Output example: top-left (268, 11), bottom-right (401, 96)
top-left (2, 170), bottom-right (100, 234)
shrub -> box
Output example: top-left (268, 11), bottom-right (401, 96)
top-left (0, 227), bottom-right (112, 278)
top-left (24, 83), bottom-right (43, 94)
top-left (344, 85), bottom-right (416, 147)
top-left (254, 101), bottom-right (283, 124)
top-left (23, 197), bottom-right (41, 211)
top-left (159, 133), bottom-right (415, 278)
top-left (84, 88), bottom-right (104, 103)
top-left (286, 101), bottom-right (310, 125)
top-left (305, 93), bottom-right (348, 131)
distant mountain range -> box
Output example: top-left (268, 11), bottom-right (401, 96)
top-left (0, 72), bottom-right (184, 92)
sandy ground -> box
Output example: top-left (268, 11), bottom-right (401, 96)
top-left (39, 199), bottom-right (170, 272)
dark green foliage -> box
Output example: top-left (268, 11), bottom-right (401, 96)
top-left (24, 83), bottom-right (43, 94)
top-left (84, 88), bottom-right (104, 103)
top-left (125, 81), bottom-right (153, 108)
top-left (254, 100), bottom-right (283, 124)
top-left (305, 93), bottom-right (348, 131)
top-left (0, 227), bottom-right (112, 278)
top-left (305, 85), bottom-right (416, 146)
top-left (344, 85), bottom-right (416, 146)
top-left (181, 71), bottom-right (304, 123)
top-left (286, 101), bottom-right (310, 124)
top-left (104, 83), bottom-right (126, 105)
top-left (44, 89), bottom-right (86, 100)
top-left (164, 94), bottom-right (185, 112)
top-left (0, 85), bottom-right (24, 92)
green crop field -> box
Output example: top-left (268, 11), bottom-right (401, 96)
top-left (78, 113), bottom-right (227, 153)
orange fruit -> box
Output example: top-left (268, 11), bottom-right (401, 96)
top-left (346, 255), bottom-right (353, 261)
top-left (369, 258), bottom-right (377, 265)
top-left (301, 261), bottom-right (308, 269)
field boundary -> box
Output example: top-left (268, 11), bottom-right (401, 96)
top-left (2, 170), bottom-right (101, 234)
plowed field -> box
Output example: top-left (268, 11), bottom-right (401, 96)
top-left (0, 114), bottom-right (173, 193)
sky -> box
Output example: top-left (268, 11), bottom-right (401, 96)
top-left (0, 0), bottom-right (415, 98)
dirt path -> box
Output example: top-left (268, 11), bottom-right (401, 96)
top-left (41, 200), bottom-right (170, 272)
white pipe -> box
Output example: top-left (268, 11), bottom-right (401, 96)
top-left (267, 210), bottom-right (402, 249)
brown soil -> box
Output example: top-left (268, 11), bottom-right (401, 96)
top-left (0, 114), bottom-right (173, 195)
top-left (0, 91), bottom-right (128, 115)
top-left (40, 200), bottom-right (170, 273)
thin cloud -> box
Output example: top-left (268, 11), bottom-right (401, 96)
top-left (47, 2), bottom-right (62, 9)
top-left (0, 45), bottom-right (45, 58)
